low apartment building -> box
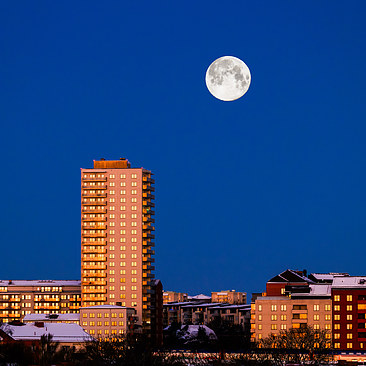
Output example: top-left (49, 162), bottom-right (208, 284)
top-left (211, 290), bottom-right (246, 305)
top-left (163, 291), bottom-right (187, 304)
top-left (331, 276), bottom-right (366, 351)
top-left (0, 280), bottom-right (81, 323)
top-left (80, 305), bottom-right (136, 338)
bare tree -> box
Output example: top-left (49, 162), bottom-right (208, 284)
top-left (258, 325), bottom-right (332, 365)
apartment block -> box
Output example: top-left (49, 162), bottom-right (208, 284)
top-left (0, 280), bottom-right (81, 323)
top-left (331, 276), bottom-right (366, 351)
top-left (211, 290), bottom-right (246, 304)
top-left (80, 305), bottom-right (136, 338)
top-left (163, 291), bottom-right (187, 304)
top-left (81, 158), bottom-right (156, 334)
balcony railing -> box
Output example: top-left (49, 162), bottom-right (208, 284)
top-left (83, 272), bottom-right (106, 278)
top-left (82, 296), bottom-right (107, 302)
top-left (82, 208), bottom-right (107, 214)
top-left (82, 256), bottom-right (107, 262)
top-left (82, 264), bottom-right (107, 270)
top-left (82, 280), bottom-right (106, 286)
top-left (82, 289), bottom-right (107, 294)
top-left (82, 177), bottom-right (107, 182)
top-left (82, 241), bottom-right (107, 246)
top-left (82, 217), bottom-right (107, 222)
top-left (82, 248), bottom-right (107, 254)
top-left (82, 193), bottom-right (107, 197)
top-left (82, 232), bottom-right (107, 238)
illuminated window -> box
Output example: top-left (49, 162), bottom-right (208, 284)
top-left (334, 324), bottom-right (340, 330)
top-left (131, 294), bottom-right (137, 299)
top-left (347, 314), bottom-right (353, 321)
top-left (120, 262), bottom-right (126, 267)
top-left (258, 315), bottom-right (262, 321)
top-left (280, 305), bottom-right (286, 311)
top-left (109, 230), bottom-right (115, 235)
top-left (325, 304), bottom-right (331, 311)
top-left (334, 343), bottom-right (340, 349)
top-left (120, 206), bottom-right (126, 211)
top-left (281, 324), bottom-right (287, 330)
top-left (347, 333), bottom-right (353, 339)
top-left (110, 214), bottom-right (115, 219)
top-left (120, 190), bottom-right (126, 195)
top-left (334, 314), bottom-right (340, 320)
top-left (120, 174), bottom-right (126, 179)
top-left (131, 214), bottom-right (137, 218)
top-left (120, 222), bottom-right (126, 226)
top-left (120, 182), bottom-right (126, 187)
top-left (281, 315), bottom-right (286, 321)
top-left (325, 314), bottom-right (331, 320)
top-left (131, 190), bottom-right (137, 195)
top-left (347, 305), bottom-right (352, 311)
top-left (120, 278), bottom-right (126, 283)
top-left (314, 314), bottom-right (319, 321)
top-left (271, 305), bottom-right (277, 311)
top-left (131, 238), bottom-right (137, 242)
top-left (131, 198), bottom-right (137, 203)
top-left (271, 324), bottom-right (277, 330)
top-left (258, 305), bottom-right (262, 312)
top-left (313, 304), bottom-right (320, 311)
top-left (132, 182), bottom-right (137, 187)
top-left (120, 198), bottom-right (126, 203)
top-left (325, 324), bottom-right (331, 330)
top-left (120, 214), bottom-right (126, 218)
top-left (347, 324), bottom-right (352, 330)
top-left (120, 286), bottom-right (126, 291)
top-left (131, 262), bottom-right (137, 267)
top-left (314, 324), bottom-right (320, 330)
top-left (334, 305), bottom-right (340, 311)
top-left (131, 254), bottom-right (137, 259)
top-left (120, 270), bottom-right (125, 275)
top-left (271, 315), bottom-right (277, 321)
top-left (347, 343), bottom-right (353, 349)
top-left (109, 174), bottom-right (115, 179)
top-left (131, 206), bottom-right (137, 210)
top-left (281, 288), bottom-right (285, 295)
top-left (131, 174), bottom-right (137, 178)
top-left (120, 254), bottom-right (126, 259)
top-left (334, 295), bottom-right (340, 301)
top-left (120, 230), bottom-right (125, 234)
top-left (347, 295), bottom-right (352, 301)
top-left (131, 278), bottom-right (137, 282)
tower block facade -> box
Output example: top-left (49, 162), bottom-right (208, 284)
top-left (81, 158), bottom-right (155, 332)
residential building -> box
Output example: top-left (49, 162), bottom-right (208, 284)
top-left (163, 291), bottom-right (187, 304)
top-left (0, 321), bottom-right (93, 350)
top-left (211, 290), bottom-right (246, 304)
top-left (80, 305), bottom-right (136, 338)
top-left (81, 158), bottom-right (156, 334)
top-left (331, 276), bottom-right (366, 351)
top-left (0, 280), bottom-right (81, 323)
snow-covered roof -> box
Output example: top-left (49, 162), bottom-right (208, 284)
top-left (0, 280), bottom-right (81, 287)
top-left (293, 284), bottom-right (332, 297)
top-left (0, 323), bottom-right (93, 343)
top-left (209, 304), bottom-right (251, 310)
top-left (181, 302), bottom-right (220, 308)
top-left (188, 294), bottom-right (211, 300)
top-left (332, 276), bottom-right (366, 288)
top-left (23, 313), bottom-right (80, 322)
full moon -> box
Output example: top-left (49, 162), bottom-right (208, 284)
top-left (205, 56), bottom-right (251, 101)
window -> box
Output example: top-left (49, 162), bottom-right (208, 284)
top-left (314, 324), bottom-right (320, 330)
top-left (120, 190), bottom-right (126, 195)
top-left (281, 315), bottom-right (287, 321)
top-left (131, 230), bottom-right (137, 234)
top-left (334, 343), bottom-right (340, 349)
top-left (271, 315), bottom-right (277, 321)
top-left (258, 324), bottom-right (262, 330)
top-left (347, 314), bottom-right (353, 321)
top-left (109, 190), bottom-right (115, 195)
top-left (131, 286), bottom-right (137, 291)
top-left (281, 305), bottom-right (286, 311)
top-left (281, 324), bottom-right (287, 330)
top-left (120, 174), bottom-right (126, 179)
top-left (120, 230), bottom-right (125, 234)
top-left (131, 214), bottom-right (137, 218)
top-left (325, 304), bottom-right (331, 311)
top-left (131, 206), bottom-right (137, 211)
top-left (325, 314), bottom-right (331, 321)
top-left (120, 198), bottom-right (126, 203)
top-left (131, 246), bottom-right (137, 250)
top-left (131, 174), bottom-right (137, 178)
top-left (347, 324), bottom-right (352, 330)
top-left (313, 304), bottom-right (320, 311)
top-left (325, 324), bottom-right (331, 330)
top-left (347, 295), bottom-right (353, 301)
top-left (314, 314), bottom-right (319, 321)
top-left (347, 305), bottom-right (352, 311)
top-left (347, 343), bottom-right (353, 349)
top-left (334, 295), bottom-right (340, 301)
top-left (258, 315), bottom-right (262, 321)
top-left (334, 305), bottom-right (340, 311)
top-left (258, 305), bottom-right (262, 312)
top-left (132, 182), bottom-right (137, 187)
top-left (131, 262), bottom-right (137, 267)
top-left (110, 214), bottom-right (115, 219)
top-left (109, 174), bottom-right (115, 179)
top-left (120, 214), bottom-right (126, 219)
top-left (120, 254), bottom-right (126, 259)
top-left (120, 286), bottom-right (126, 291)
top-left (131, 254), bottom-right (137, 259)
top-left (131, 278), bottom-right (137, 282)
top-left (271, 324), bottom-right (277, 330)
top-left (131, 222), bottom-right (137, 227)
top-left (131, 270), bottom-right (137, 274)
top-left (334, 324), bottom-right (340, 330)
top-left (131, 190), bottom-right (137, 195)
top-left (131, 238), bottom-right (137, 242)
top-left (120, 182), bottom-right (126, 187)
top-left (281, 288), bottom-right (285, 295)
top-left (120, 206), bottom-right (126, 211)
top-left (334, 314), bottom-right (340, 320)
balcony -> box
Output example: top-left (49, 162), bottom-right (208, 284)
top-left (83, 272), bottom-right (106, 278)
top-left (82, 280), bottom-right (106, 286)
top-left (143, 256), bottom-right (155, 263)
top-left (82, 232), bottom-right (107, 238)
top-left (142, 177), bottom-right (155, 184)
top-left (142, 225), bottom-right (154, 231)
top-left (69, 305), bottom-right (80, 310)
top-left (34, 306), bottom-right (60, 310)
top-left (82, 224), bottom-right (107, 230)
top-left (82, 200), bottom-right (107, 206)
top-left (142, 273), bottom-right (154, 278)
top-left (82, 241), bottom-right (106, 246)
top-left (143, 233), bottom-right (155, 239)
top-left (142, 201), bottom-right (155, 208)
top-left (83, 288), bottom-right (107, 294)
top-left (142, 209), bottom-right (155, 216)
top-left (82, 264), bottom-right (107, 270)
top-left (143, 241), bottom-right (155, 247)
top-left (142, 193), bottom-right (155, 200)
top-left (142, 249), bottom-right (154, 255)
top-left (82, 256), bottom-right (107, 262)
top-left (82, 208), bottom-right (107, 214)
top-left (143, 265), bottom-right (155, 271)
top-left (82, 192), bottom-right (107, 197)
top-left (82, 216), bottom-right (107, 222)
top-left (9, 298), bottom-right (20, 302)
top-left (82, 296), bottom-right (107, 302)
top-left (142, 184), bottom-right (155, 192)
top-left (8, 313), bottom-right (21, 318)
top-left (82, 248), bottom-right (107, 254)
top-left (82, 177), bottom-right (107, 182)
top-left (142, 216), bottom-right (155, 223)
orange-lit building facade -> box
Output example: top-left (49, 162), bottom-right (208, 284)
top-left (0, 280), bottom-right (81, 323)
top-left (81, 158), bottom-right (155, 333)
top-left (211, 290), bottom-right (246, 304)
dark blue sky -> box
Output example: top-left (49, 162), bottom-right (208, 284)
top-left (1, 1), bottom-right (366, 297)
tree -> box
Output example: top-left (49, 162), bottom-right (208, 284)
top-left (39, 333), bottom-right (60, 366)
top-left (258, 325), bottom-right (332, 365)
